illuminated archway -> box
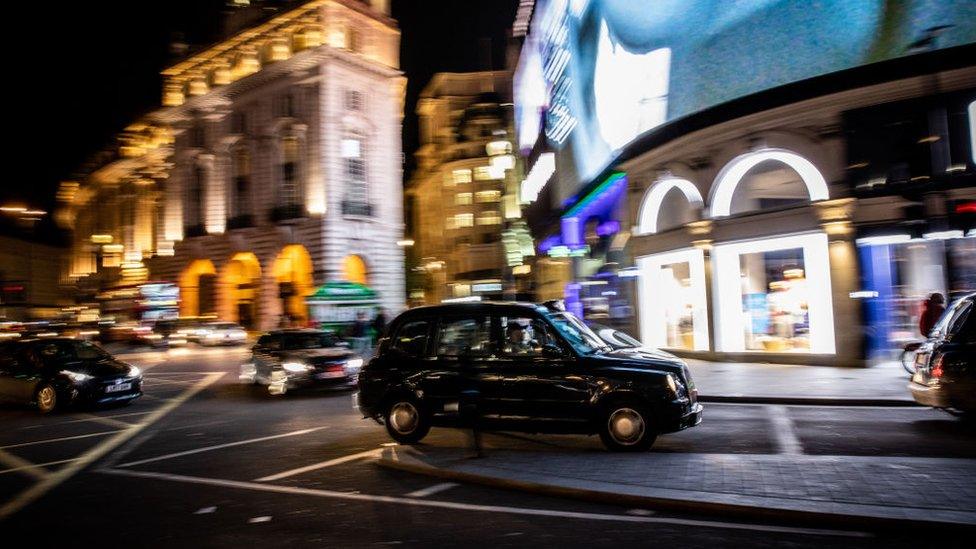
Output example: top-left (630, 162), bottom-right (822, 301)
top-left (342, 254), bottom-right (368, 285)
top-left (222, 252), bottom-right (262, 329)
top-left (708, 148), bottom-right (828, 218)
top-left (272, 245), bottom-right (314, 323)
top-left (179, 259), bottom-right (217, 317)
top-left (636, 177), bottom-right (703, 234)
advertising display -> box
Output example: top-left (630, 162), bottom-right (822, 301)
top-left (515, 0), bottom-right (976, 199)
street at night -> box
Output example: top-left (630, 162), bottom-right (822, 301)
top-left (1, 345), bottom-right (973, 546)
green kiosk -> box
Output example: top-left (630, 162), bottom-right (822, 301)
top-left (305, 281), bottom-right (379, 335)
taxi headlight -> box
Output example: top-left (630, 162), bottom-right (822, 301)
top-left (282, 362), bottom-right (309, 373)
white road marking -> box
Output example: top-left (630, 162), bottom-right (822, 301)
top-left (115, 427), bottom-right (328, 469)
top-left (75, 413), bottom-right (137, 430)
top-left (248, 515), bottom-right (272, 523)
top-left (406, 482), bottom-right (459, 498)
top-left (100, 467), bottom-right (871, 538)
top-left (194, 506), bottom-right (217, 514)
top-left (0, 430), bottom-right (125, 450)
top-left (20, 411), bottom-right (153, 430)
top-left (0, 371), bottom-right (225, 520)
top-left (767, 405), bottom-right (804, 456)
top-left (0, 450), bottom-right (49, 480)
top-left (0, 457), bottom-right (78, 476)
top-left (256, 448), bottom-right (381, 482)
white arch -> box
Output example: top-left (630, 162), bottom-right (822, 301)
top-left (636, 177), bottom-right (703, 234)
top-left (708, 148), bottom-right (829, 218)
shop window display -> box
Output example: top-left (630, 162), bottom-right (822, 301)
top-left (738, 248), bottom-right (810, 352)
top-left (637, 248), bottom-right (709, 351)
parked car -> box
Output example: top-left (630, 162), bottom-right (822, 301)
top-left (588, 322), bottom-right (643, 350)
top-left (240, 329), bottom-right (363, 395)
top-left (357, 302), bottom-right (702, 451)
top-left (908, 292), bottom-right (976, 415)
top-left (0, 338), bottom-right (142, 413)
top-left (199, 322), bottom-right (248, 346)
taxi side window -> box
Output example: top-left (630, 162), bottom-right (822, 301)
top-left (436, 317), bottom-right (492, 357)
top-left (392, 320), bottom-right (430, 357)
top-left (500, 316), bottom-right (555, 357)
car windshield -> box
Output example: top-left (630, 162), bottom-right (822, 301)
top-left (284, 333), bottom-right (337, 350)
top-left (209, 323), bottom-right (239, 330)
top-left (549, 312), bottom-right (611, 355)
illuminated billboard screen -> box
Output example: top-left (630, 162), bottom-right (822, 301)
top-left (515, 0), bottom-right (976, 200)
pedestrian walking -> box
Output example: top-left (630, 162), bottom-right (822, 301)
top-left (372, 309), bottom-right (387, 343)
top-left (919, 293), bottom-right (945, 337)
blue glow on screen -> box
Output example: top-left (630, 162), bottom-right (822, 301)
top-left (516, 0), bottom-right (976, 195)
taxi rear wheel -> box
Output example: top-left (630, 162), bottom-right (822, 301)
top-left (384, 397), bottom-right (430, 444)
top-left (34, 383), bottom-right (58, 414)
top-left (599, 401), bottom-right (656, 451)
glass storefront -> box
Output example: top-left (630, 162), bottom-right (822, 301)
top-left (713, 232), bottom-right (835, 354)
top-left (637, 248), bottom-right (709, 351)
top-left (738, 247), bottom-right (810, 352)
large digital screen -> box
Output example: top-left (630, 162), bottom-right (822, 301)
top-left (515, 0), bottom-right (976, 202)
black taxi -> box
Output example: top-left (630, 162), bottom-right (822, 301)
top-left (357, 302), bottom-right (702, 451)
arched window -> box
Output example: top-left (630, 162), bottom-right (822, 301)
top-left (343, 255), bottom-right (368, 285)
top-left (636, 177), bottom-right (703, 234)
top-left (708, 149), bottom-right (828, 218)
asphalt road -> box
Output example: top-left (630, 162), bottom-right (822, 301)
top-left (1, 346), bottom-right (973, 548)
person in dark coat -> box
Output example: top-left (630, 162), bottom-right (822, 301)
top-left (372, 309), bottom-right (387, 341)
top-left (919, 293), bottom-right (946, 337)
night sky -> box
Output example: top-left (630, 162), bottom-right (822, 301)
top-left (3, 0), bottom-right (517, 241)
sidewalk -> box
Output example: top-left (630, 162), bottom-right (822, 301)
top-left (685, 359), bottom-right (914, 405)
top-left (379, 445), bottom-right (976, 529)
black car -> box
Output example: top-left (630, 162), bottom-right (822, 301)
top-left (0, 338), bottom-right (143, 413)
top-left (357, 302), bottom-right (702, 451)
top-left (588, 322), bottom-right (643, 350)
top-left (909, 292), bottom-right (976, 414)
top-left (241, 329), bottom-right (363, 395)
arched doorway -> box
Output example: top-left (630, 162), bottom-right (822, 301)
top-left (342, 254), bottom-right (368, 285)
top-left (272, 245), bottom-right (314, 325)
top-left (223, 252), bottom-right (261, 329)
top-left (180, 259), bottom-right (217, 317)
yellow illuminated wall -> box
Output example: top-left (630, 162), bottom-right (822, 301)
top-left (272, 245), bottom-right (314, 322)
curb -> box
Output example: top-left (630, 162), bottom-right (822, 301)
top-left (698, 395), bottom-right (920, 407)
top-left (377, 448), bottom-right (974, 532)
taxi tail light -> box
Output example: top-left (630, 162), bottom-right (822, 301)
top-left (326, 364), bottom-right (344, 373)
top-left (931, 355), bottom-right (944, 379)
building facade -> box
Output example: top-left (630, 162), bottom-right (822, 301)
top-left (407, 71), bottom-right (529, 304)
top-left (513, 0), bottom-right (976, 366)
top-left (61, 0), bottom-right (406, 330)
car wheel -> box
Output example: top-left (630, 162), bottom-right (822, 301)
top-left (384, 397), bottom-right (430, 444)
top-left (599, 401), bottom-right (656, 451)
top-left (35, 383), bottom-right (58, 414)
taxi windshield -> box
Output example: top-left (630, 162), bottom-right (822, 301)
top-left (549, 312), bottom-right (611, 355)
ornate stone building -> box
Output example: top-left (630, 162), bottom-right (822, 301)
top-left (61, 0), bottom-right (406, 329)
top-left (407, 71), bottom-right (527, 304)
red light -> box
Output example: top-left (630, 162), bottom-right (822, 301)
top-left (956, 202), bottom-right (976, 214)
top-left (931, 355), bottom-right (944, 379)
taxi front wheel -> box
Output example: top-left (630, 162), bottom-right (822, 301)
top-left (599, 401), bottom-right (656, 451)
top-left (384, 397), bottom-right (430, 444)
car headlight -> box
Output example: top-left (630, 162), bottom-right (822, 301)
top-left (664, 374), bottom-right (678, 395)
top-left (345, 358), bottom-right (364, 371)
top-left (129, 366), bottom-right (141, 378)
top-left (282, 362), bottom-right (309, 373)
top-left (61, 370), bottom-right (92, 382)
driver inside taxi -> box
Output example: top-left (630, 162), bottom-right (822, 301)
top-left (505, 322), bottom-right (538, 354)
